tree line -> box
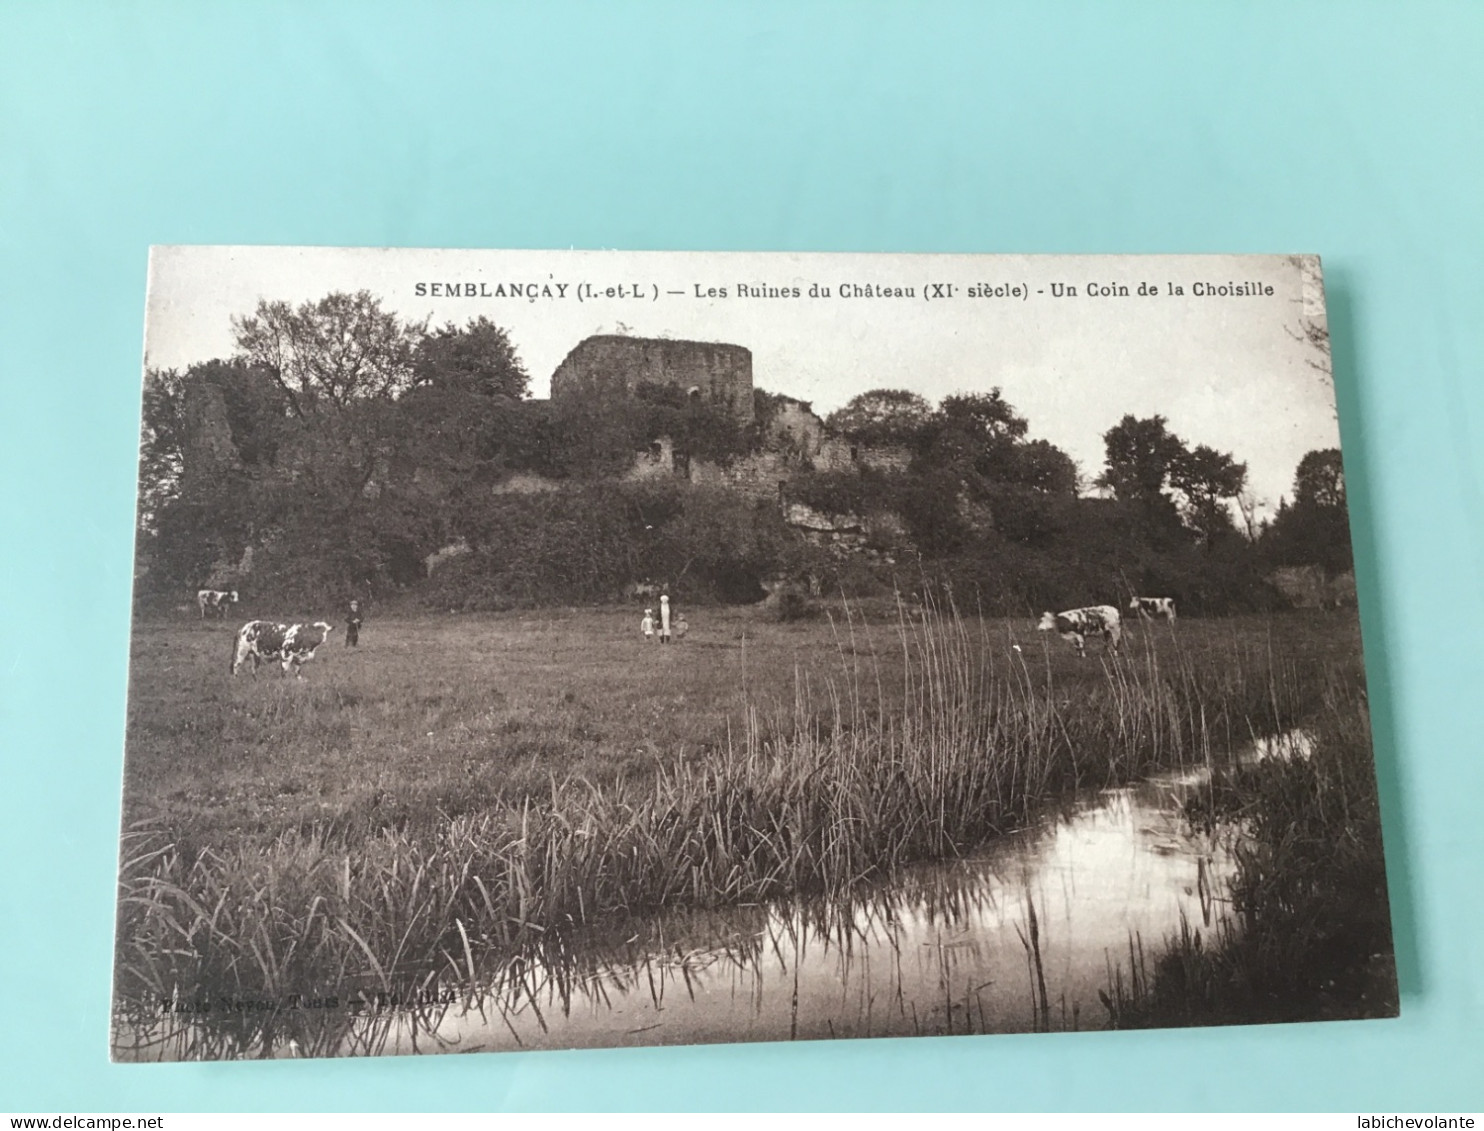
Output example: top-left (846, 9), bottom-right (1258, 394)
top-left (135, 290), bottom-right (1352, 613)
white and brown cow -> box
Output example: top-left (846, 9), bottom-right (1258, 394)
top-left (197, 589), bottom-right (239, 619)
top-left (230, 620), bottom-right (335, 679)
top-left (1037, 605), bottom-right (1122, 657)
top-left (1128, 596), bottom-right (1177, 621)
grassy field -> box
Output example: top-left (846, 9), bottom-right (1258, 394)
top-left (122, 603), bottom-right (1359, 846)
top-left (114, 601), bottom-right (1372, 1055)
top-left (124, 603), bottom-right (940, 843)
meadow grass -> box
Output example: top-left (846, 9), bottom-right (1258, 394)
top-left (114, 601), bottom-right (1365, 1056)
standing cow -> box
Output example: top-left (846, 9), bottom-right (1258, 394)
top-left (197, 589), bottom-right (239, 619)
top-left (230, 620), bottom-right (335, 678)
top-left (1128, 596), bottom-right (1177, 621)
top-left (1037, 606), bottom-right (1122, 657)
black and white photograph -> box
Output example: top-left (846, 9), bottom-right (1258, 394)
top-left (114, 247), bottom-right (1397, 1061)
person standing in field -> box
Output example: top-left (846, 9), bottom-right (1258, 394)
top-left (659, 594), bottom-right (672, 644)
top-left (345, 598), bottom-right (364, 647)
top-left (640, 607), bottom-right (655, 642)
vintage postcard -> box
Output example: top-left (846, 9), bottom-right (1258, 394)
top-left (114, 248), bottom-right (1397, 1060)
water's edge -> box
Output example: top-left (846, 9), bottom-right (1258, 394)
top-left (391, 759), bottom-right (1238, 1054)
top-left (120, 736), bottom-right (1319, 1059)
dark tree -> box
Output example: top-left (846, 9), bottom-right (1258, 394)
top-left (898, 470), bottom-right (968, 557)
top-left (921, 390), bottom-right (1029, 479)
top-left (136, 360), bottom-right (286, 592)
top-left (1096, 414), bottom-right (1188, 505)
top-left (1293, 448), bottom-right (1346, 508)
top-left (232, 291), bottom-right (426, 415)
top-left (1264, 448), bottom-right (1353, 575)
top-left (1170, 444), bottom-right (1248, 544)
top-left (938, 390), bottom-right (1028, 442)
top-left (1010, 439), bottom-right (1080, 496)
top-left (826, 388), bottom-right (934, 447)
top-left (224, 294), bottom-right (445, 596)
top-left (412, 316), bottom-right (530, 399)
top-left (138, 367), bottom-right (188, 533)
top-left (398, 317), bottom-right (538, 509)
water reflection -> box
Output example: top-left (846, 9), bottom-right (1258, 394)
top-left (1252, 728), bottom-right (1315, 763)
top-left (385, 761), bottom-right (1239, 1053)
top-left (122, 744), bottom-right (1277, 1059)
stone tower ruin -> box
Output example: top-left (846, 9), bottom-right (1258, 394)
top-left (550, 335), bottom-right (754, 424)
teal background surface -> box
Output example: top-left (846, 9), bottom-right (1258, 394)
top-left (2, 0), bottom-right (1481, 1111)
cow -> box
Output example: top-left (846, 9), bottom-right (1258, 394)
top-left (1128, 596), bottom-right (1177, 621)
top-left (230, 620), bottom-right (335, 679)
top-left (1037, 605), bottom-right (1122, 657)
top-left (197, 589), bottom-right (239, 620)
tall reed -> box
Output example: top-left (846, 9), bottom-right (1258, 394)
top-left (115, 600), bottom-right (1325, 1057)
top-left (1100, 672), bottom-right (1396, 1028)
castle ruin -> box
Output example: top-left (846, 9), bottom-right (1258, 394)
top-left (550, 335), bottom-right (754, 425)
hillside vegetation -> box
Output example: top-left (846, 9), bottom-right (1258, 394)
top-left (135, 292), bottom-right (1354, 613)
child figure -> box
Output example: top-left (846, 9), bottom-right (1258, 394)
top-left (674, 614), bottom-right (688, 640)
top-left (640, 607), bottom-right (655, 642)
top-left (345, 598), bottom-right (363, 647)
top-left (659, 594), bottom-right (672, 644)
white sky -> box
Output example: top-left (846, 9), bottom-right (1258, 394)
top-left (144, 247), bottom-right (1340, 517)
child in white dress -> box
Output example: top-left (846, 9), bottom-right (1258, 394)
top-left (640, 608), bottom-right (655, 641)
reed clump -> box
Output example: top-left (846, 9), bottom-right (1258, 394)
top-left (115, 602), bottom-right (1331, 1056)
top-left (1100, 673), bottom-right (1397, 1028)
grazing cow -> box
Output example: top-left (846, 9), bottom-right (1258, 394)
top-left (1037, 605), bottom-right (1122, 657)
top-left (1128, 596), bottom-right (1177, 621)
top-left (197, 589), bottom-right (239, 619)
top-left (230, 620), bottom-right (335, 679)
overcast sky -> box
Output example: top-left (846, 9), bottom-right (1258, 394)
top-left (144, 247), bottom-right (1339, 516)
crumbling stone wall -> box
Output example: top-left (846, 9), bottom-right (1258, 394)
top-left (551, 335), bottom-right (754, 424)
top-left (181, 382), bottom-right (238, 477)
top-left (625, 437), bottom-right (679, 484)
top-left (768, 397), bottom-right (826, 454)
